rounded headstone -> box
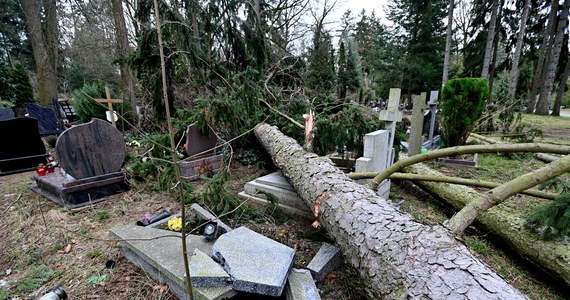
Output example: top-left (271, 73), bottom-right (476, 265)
top-left (55, 118), bottom-right (125, 179)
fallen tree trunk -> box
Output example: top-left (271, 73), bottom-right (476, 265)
top-left (254, 123), bottom-right (526, 299)
top-left (406, 162), bottom-right (570, 286)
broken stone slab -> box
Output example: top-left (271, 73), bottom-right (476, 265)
top-left (110, 224), bottom-right (236, 300)
top-left (237, 191), bottom-right (312, 218)
top-left (190, 249), bottom-right (231, 287)
top-left (285, 268), bottom-right (321, 300)
top-left (306, 243), bottom-right (342, 282)
top-left (211, 226), bottom-right (295, 296)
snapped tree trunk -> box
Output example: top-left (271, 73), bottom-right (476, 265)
top-left (535, 0), bottom-right (570, 115)
top-left (254, 123), bottom-right (526, 299)
top-left (406, 162), bottom-right (570, 286)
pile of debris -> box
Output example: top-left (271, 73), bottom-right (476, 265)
top-left (110, 204), bottom-right (342, 300)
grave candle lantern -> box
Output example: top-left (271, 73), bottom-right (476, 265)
top-left (36, 163), bottom-right (47, 176)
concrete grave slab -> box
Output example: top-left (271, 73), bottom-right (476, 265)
top-left (110, 224), bottom-right (236, 300)
top-left (306, 243), bottom-right (342, 282)
top-left (190, 249), bottom-right (231, 287)
top-left (242, 171), bottom-right (310, 213)
top-left (212, 226), bottom-right (295, 296)
top-left (285, 269), bottom-right (321, 300)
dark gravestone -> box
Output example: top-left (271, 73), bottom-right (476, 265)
top-left (0, 117), bottom-right (47, 175)
top-left (30, 118), bottom-right (128, 208)
top-left (0, 108), bottom-right (15, 121)
top-left (56, 118), bottom-right (125, 179)
top-left (24, 103), bottom-right (62, 136)
top-left (179, 123), bottom-right (223, 181)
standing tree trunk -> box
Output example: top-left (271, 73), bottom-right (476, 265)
top-left (254, 123), bottom-right (526, 299)
top-left (535, 0), bottom-right (569, 115)
top-left (442, 0), bottom-right (455, 85)
top-left (526, 0), bottom-right (558, 113)
top-left (481, 0), bottom-right (500, 78)
top-left (507, 0), bottom-right (531, 102)
top-left (552, 55), bottom-right (570, 116)
top-left (111, 0), bottom-right (137, 121)
top-left (22, 0), bottom-right (58, 106)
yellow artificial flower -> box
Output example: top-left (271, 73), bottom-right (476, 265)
top-left (129, 140), bottom-right (141, 147)
top-left (168, 217), bottom-right (182, 231)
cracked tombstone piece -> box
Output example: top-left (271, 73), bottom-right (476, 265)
top-left (110, 225), bottom-right (236, 300)
top-left (306, 243), bottom-right (342, 282)
top-left (211, 226), bottom-right (295, 296)
top-left (190, 249), bottom-right (231, 287)
top-left (190, 203), bottom-right (232, 234)
top-left (285, 269), bottom-right (321, 300)
top-left (243, 171), bottom-right (311, 213)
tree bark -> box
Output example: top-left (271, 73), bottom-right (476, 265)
top-left (406, 162), bottom-right (570, 286)
top-left (507, 0), bottom-right (530, 102)
top-left (526, 0), bottom-right (558, 113)
top-left (551, 54), bottom-right (570, 116)
top-left (111, 0), bottom-right (137, 120)
top-left (442, 0), bottom-right (455, 85)
top-left (22, 0), bottom-right (58, 106)
top-left (536, 0), bottom-right (569, 115)
top-left (254, 123), bottom-right (526, 299)
top-left (481, 0), bottom-right (500, 78)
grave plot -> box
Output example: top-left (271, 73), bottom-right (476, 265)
top-left (179, 123), bottom-right (224, 181)
top-left (29, 118), bottom-right (129, 208)
top-left (0, 117), bottom-right (48, 175)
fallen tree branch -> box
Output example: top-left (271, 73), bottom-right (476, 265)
top-left (348, 172), bottom-right (557, 200)
top-left (406, 162), bottom-right (570, 286)
top-left (368, 143), bottom-right (570, 191)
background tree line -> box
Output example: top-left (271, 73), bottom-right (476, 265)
top-left (1, 0), bottom-right (569, 137)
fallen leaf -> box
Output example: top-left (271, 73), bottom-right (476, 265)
top-left (326, 274), bottom-right (337, 279)
top-left (64, 244), bottom-right (72, 253)
top-left (71, 239), bottom-right (78, 244)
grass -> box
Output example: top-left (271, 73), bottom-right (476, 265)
top-left (17, 265), bottom-right (55, 294)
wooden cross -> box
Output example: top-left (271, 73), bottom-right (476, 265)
top-left (95, 86), bottom-right (123, 128)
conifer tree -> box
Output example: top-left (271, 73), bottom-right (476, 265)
top-left (10, 63), bottom-right (34, 105)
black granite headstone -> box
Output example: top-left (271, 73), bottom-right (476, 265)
top-left (0, 108), bottom-right (15, 121)
top-left (55, 118), bottom-right (125, 180)
top-left (25, 103), bottom-right (62, 136)
top-left (0, 117), bottom-right (47, 175)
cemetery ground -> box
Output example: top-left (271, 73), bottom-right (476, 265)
top-left (1, 113), bottom-right (570, 300)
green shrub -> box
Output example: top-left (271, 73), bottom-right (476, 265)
top-left (441, 78), bottom-right (489, 146)
top-left (71, 81), bottom-right (133, 128)
top-left (10, 63), bottom-right (35, 105)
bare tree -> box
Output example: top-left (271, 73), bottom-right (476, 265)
top-left (536, 0), bottom-right (570, 115)
top-left (22, 0), bottom-right (58, 106)
top-left (507, 0), bottom-right (530, 102)
top-left (481, 0), bottom-right (500, 78)
top-left (526, 0), bottom-right (558, 113)
top-left (442, 0), bottom-right (455, 85)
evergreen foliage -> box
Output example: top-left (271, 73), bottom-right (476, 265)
top-left (313, 104), bottom-right (383, 157)
top-left (526, 192), bottom-right (570, 240)
top-left (306, 26), bottom-right (336, 97)
top-left (441, 78), bottom-right (489, 146)
top-left (71, 81), bottom-right (133, 128)
top-left (0, 62), bottom-right (16, 106)
top-left (10, 63), bottom-right (34, 105)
